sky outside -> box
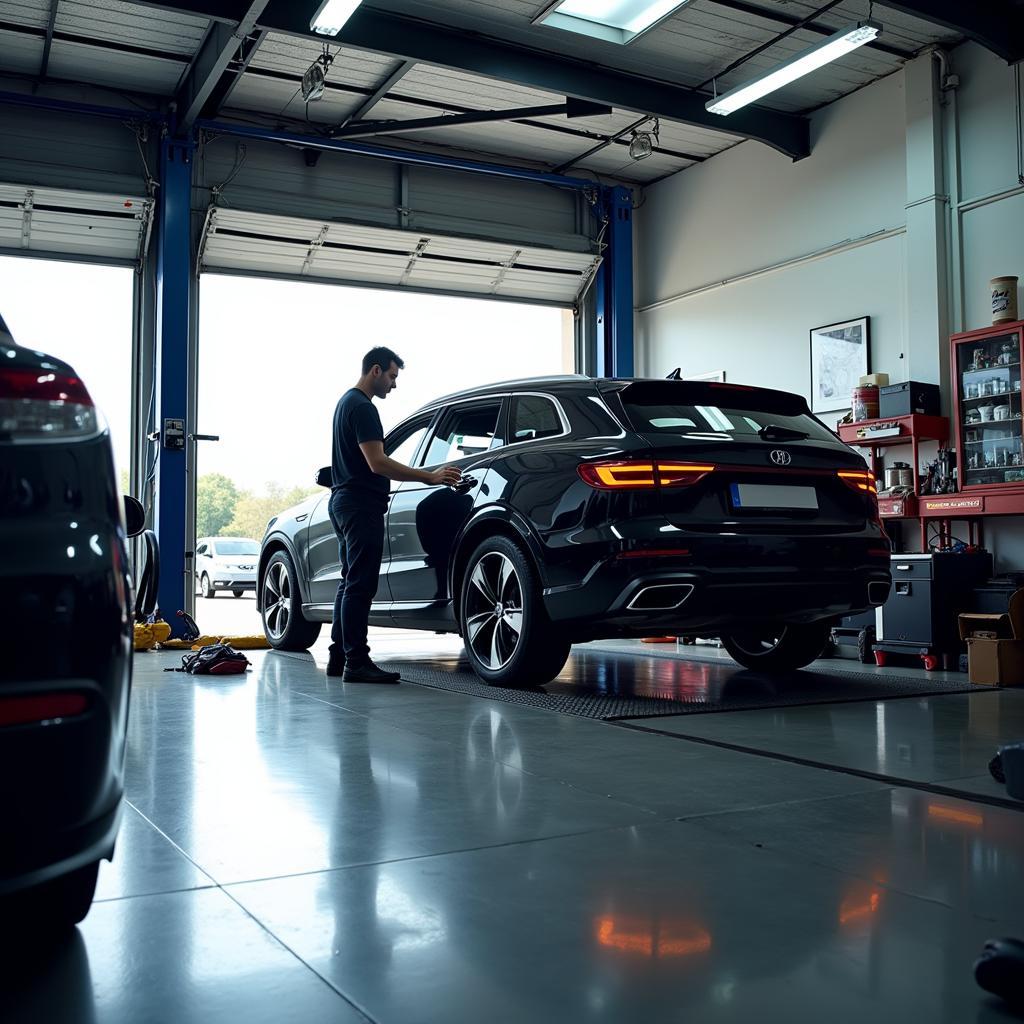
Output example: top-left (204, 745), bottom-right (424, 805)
top-left (1, 258), bottom-right (568, 491)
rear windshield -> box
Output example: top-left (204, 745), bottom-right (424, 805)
top-left (617, 382), bottom-right (837, 443)
top-left (214, 540), bottom-right (259, 556)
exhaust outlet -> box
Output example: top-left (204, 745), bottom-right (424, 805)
top-left (868, 581), bottom-right (890, 605)
top-left (627, 584), bottom-right (694, 612)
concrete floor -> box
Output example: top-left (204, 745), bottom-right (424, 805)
top-left (5, 635), bottom-right (1024, 1023)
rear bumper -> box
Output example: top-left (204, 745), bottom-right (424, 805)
top-left (543, 534), bottom-right (891, 640)
top-left (0, 678), bottom-right (126, 894)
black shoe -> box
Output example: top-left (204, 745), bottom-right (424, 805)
top-left (326, 657), bottom-right (346, 678)
top-left (342, 661), bottom-right (401, 684)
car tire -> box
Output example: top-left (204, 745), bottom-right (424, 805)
top-left (232, 590), bottom-right (244, 598)
top-left (4, 860), bottom-right (99, 934)
top-left (261, 550), bottom-right (321, 651)
top-left (858, 625), bottom-right (876, 664)
top-left (201, 574), bottom-right (216, 599)
top-left (720, 622), bottom-right (832, 672)
top-left (459, 535), bottom-right (570, 688)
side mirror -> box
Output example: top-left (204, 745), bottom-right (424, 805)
top-left (123, 495), bottom-right (146, 537)
top-left (315, 466), bottom-right (332, 488)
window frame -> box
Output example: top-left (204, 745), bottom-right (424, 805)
top-left (507, 392), bottom-right (571, 447)
top-left (419, 396), bottom-right (509, 468)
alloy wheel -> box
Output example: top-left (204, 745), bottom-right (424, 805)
top-left (464, 552), bottom-right (523, 671)
top-left (263, 561), bottom-right (292, 641)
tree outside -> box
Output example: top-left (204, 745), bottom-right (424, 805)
top-left (196, 473), bottom-right (240, 538)
top-left (223, 483), bottom-right (319, 539)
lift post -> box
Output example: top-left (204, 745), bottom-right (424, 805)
top-left (594, 185), bottom-right (634, 378)
top-left (153, 136), bottom-right (194, 634)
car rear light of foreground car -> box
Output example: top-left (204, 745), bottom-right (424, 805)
top-left (0, 693), bottom-right (90, 728)
top-left (578, 461), bottom-right (715, 490)
top-left (0, 366), bottom-right (98, 441)
top-left (836, 470), bottom-right (878, 495)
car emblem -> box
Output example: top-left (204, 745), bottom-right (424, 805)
top-left (770, 450), bottom-right (792, 466)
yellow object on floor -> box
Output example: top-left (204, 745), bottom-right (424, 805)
top-left (157, 634), bottom-right (271, 651)
top-left (133, 620), bottom-right (173, 650)
top-left (159, 635), bottom-right (221, 650)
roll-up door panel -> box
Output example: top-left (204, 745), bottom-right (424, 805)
top-left (200, 207), bottom-right (600, 306)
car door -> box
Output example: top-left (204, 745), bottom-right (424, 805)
top-left (305, 413), bottom-right (435, 608)
top-left (387, 397), bottom-right (507, 625)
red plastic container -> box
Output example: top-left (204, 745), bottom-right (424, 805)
top-left (852, 384), bottom-right (879, 421)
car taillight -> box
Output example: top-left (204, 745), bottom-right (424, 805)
top-left (0, 366), bottom-right (97, 441)
top-left (0, 692), bottom-right (90, 727)
top-left (837, 470), bottom-right (878, 495)
top-left (578, 461), bottom-right (715, 490)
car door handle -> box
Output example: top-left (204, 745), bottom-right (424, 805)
top-left (296, 513), bottom-right (308, 522)
top-left (452, 476), bottom-right (478, 494)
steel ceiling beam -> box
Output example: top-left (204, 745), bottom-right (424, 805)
top-left (333, 99), bottom-right (611, 140)
top-left (130, 0), bottom-right (811, 158)
top-left (174, 0), bottom-right (270, 129)
top-left (334, 58), bottom-right (415, 132)
top-left (39, 1), bottom-right (59, 79)
top-left (877, 0), bottom-right (1024, 64)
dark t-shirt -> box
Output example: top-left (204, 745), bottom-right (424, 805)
top-left (331, 388), bottom-right (388, 510)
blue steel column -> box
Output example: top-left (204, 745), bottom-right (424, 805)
top-left (595, 186), bottom-right (634, 378)
top-left (154, 137), bottom-right (193, 631)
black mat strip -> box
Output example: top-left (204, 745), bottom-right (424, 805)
top-left (382, 661), bottom-right (977, 721)
top-left (613, 719), bottom-right (1024, 813)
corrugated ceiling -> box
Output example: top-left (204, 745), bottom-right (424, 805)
top-left (0, 0), bottom-right (964, 187)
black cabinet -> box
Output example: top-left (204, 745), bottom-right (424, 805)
top-left (878, 552), bottom-right (992, 654)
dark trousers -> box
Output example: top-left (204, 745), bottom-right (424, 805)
top-left (329, 494), bottom-right (385, 665)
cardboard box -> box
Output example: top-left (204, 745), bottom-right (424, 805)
top-left (859, 372), bottom-right (890, 387)
top-left (959, 591), bottom-right (1024, 685)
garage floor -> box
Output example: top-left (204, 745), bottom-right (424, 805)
top-left (6, 636), bottom-right (1024, 1023)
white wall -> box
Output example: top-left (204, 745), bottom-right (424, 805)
top-left (636, 44), bottom-right (1024, 569)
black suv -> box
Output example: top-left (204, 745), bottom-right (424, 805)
top-left (258, 377), bottom-right (891, 686)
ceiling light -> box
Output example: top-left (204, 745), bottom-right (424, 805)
top-left (301, 45), bottom-right (335, 102)
top-left (628, 118), bottom-right (659, 160)
top-left (310, 0), bottom-right (362, 36)
top-left (706, 21), bottom-right (881, 115)
top-left (537, 0), bottom-right (691, 45)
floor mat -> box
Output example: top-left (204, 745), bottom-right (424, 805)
top-left (389, 660), bottom-right (976, 721)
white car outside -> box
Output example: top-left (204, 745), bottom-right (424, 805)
top-left (195, 537), bottom-right (260, 598)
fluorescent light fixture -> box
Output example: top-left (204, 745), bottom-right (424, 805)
top-left (310, 0), bottom-right (361, 36)
top-left (536, 0), bottom-right (692, 45)
top-left (706, 21), bottom-right (881, 115)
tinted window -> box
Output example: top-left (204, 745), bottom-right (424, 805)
top-left (196, 543), bottom-right (208, 555)
top-left (386, 416), bottom-right (432, 462)
top-left (214, 540), bottom-right (259, 556)
top-left (619, 383), bottom-right (836, 444)
top-left (422, 401), bottom-right (503, 466)
top-left (510, 395), bottom-right (564, 443)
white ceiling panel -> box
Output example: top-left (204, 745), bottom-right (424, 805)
top-left (0, 0), bottom-right (51, 29)
top-left (54, 0), bottom-right (207, 54)
top-left (0, 182), bottom-right (151, 262)
top-left (200, 206), bottom-right (600, 305)
top-left (48, 39), bottom-right (186, 93)
top-left (227, 74), bottom-right (364, 125)
top-left (0, 27), bottom-right (44, 73)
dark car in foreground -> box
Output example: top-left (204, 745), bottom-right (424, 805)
top-left (258, 376), bottom-right (891, 686)
top-left (0, 314), bottom-right (140, 931)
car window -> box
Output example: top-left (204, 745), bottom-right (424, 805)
top-left (509, 395), bottom-right (565, 443)
top-left (386, 415), bottom-right (433, 463)
top-left (422, 401), bottom-right (504, 466)
top-left (618, 383), bottom-right (837, 444)
top-left (214, 540), bottom-right (259, 556)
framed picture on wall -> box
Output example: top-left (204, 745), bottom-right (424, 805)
top-left (809, 316), bottom-right (870, 414)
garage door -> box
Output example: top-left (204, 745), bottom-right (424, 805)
top-left (0, 183), bottom-right (153, 265)
top-left (199, 207), bottom-right (601, 306)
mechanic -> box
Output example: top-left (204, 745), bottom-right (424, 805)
top-left (327, 346), bottom-right (461, 683)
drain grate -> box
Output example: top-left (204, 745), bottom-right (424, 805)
top-left (385, 661), bottom-right (976, 721)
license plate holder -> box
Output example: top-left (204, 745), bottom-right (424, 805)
top-left (730, 483), bottom-right (818, 510)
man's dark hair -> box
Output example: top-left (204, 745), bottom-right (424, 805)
top-left (362, 347), bottom-right (404, 375)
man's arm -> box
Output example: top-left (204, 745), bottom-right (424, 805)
top-left (359, 441), bottom-right (462, 487)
